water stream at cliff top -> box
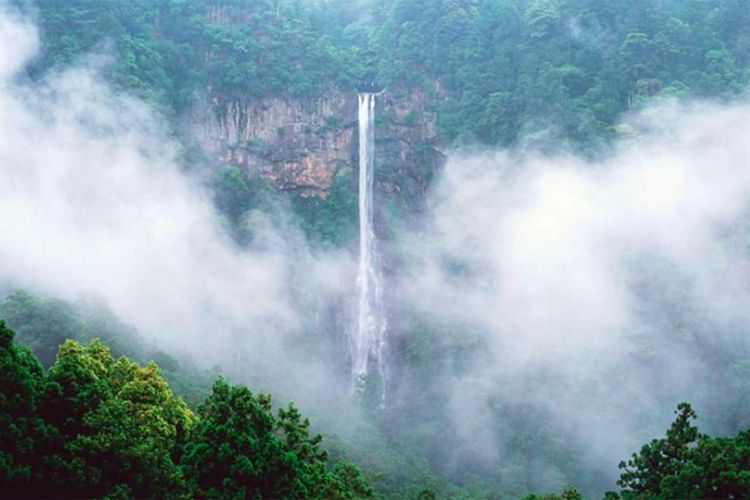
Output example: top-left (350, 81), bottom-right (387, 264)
top-left (351, 92), bottom-right (386, 402)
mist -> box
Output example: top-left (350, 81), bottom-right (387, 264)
top-left (398, 99), bottom-right (750, 491)
top-left (2, 2), bottom-right (750, 496)
top-left (0, 6), bottom-right (355, 406)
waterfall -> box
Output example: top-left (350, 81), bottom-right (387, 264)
top-left (351, 92), bottom-right (386, 401)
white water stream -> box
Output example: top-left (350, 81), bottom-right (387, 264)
top-left (351, 92), bottom-right (386, 401)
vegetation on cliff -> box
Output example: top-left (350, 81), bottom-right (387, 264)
top-left (24, 0), bottom-right (750, 151)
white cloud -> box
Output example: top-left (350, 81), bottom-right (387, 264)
top-left (399, 99), bottom-right (750, 487)
top-left (0, 7), bottom-right (354, 405)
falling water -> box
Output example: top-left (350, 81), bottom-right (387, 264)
top-left (351, 92), bottom-right (386, 401)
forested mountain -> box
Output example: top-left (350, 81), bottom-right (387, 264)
top-left (2, 0), bottom-right (750, 499)
top-left (22, 0), bottom-right (750, 247)
top-left (26, 0), bottom-right (749, 149)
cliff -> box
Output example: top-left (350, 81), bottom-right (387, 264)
top-left (185, 87), bottom-right (445, 203)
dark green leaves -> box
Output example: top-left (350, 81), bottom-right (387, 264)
top-left (181, 378), bottom-right (373, 499)
top-left (0, 322), bottom-right (371, 499)
top-left (615, 403), bottom-right (750, 499)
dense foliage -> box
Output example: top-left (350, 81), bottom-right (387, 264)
top-left (0, 290), bottom-right (211, 405)
top-left (3, 294), bottom-right (750, 498)
top-left (22, 0), bottom-right (750, 151)
top-left (182, 379), bottom-right (372, 498)
top-left (22, 0), bottom-right (749, 249)
top-left (38, 339), bottom-right (193, 498)
top-left (0, 321), bottom-right (45, 494)
top-left (378, 0), bottom-right (750, 149)
top-left (611, 403), bottom-right (750, 499)
top-left (0, 320), bottom-right (372, 499)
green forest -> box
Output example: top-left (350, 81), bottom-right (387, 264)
top-left (26, 0), bottom-right (749, 150)
top-left (0, 318), bottom-right (372, 499)
top-left (2, 0), bottom-right (750, 499)
top-left (3, 295), bottom-right (750, 499)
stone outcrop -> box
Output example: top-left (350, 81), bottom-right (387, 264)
top-left (185, 87), bottom-right (445, 200)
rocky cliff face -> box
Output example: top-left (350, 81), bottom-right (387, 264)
top-left (185, 87), bottom-right (445, 202)
top-left (375, 88), bottom-right (445, 205)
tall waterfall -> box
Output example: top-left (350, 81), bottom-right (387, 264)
top-left (351, 92), bottom-right (386, 401)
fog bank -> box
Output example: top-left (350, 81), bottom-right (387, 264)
top-left (0, 6), bottom-right (354, 402)
top-left (399, 99), bottom-right (750, 489)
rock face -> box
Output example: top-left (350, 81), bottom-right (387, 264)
top-left (375, 88), bottom-right (445, 206)
top-left (185, 88), bottom-right (445, 201)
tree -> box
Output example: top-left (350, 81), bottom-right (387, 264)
top-left (615, 402), bottom-right (750, 499)
top-left (0, 320), bottom-right (371, 499)
top-left (617, 402), bottom-right (700, 495)
top-left (181, 378), bottom-right (372, 499)
top-left (39, 339), bottom-right (194, 499)
top-left (0, 321), bottom-right (47, 496)
top-left (523, 486), bottom-right (583, 500)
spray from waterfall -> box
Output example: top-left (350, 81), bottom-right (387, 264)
top-left (351, 92), bottom-right (386, 402)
